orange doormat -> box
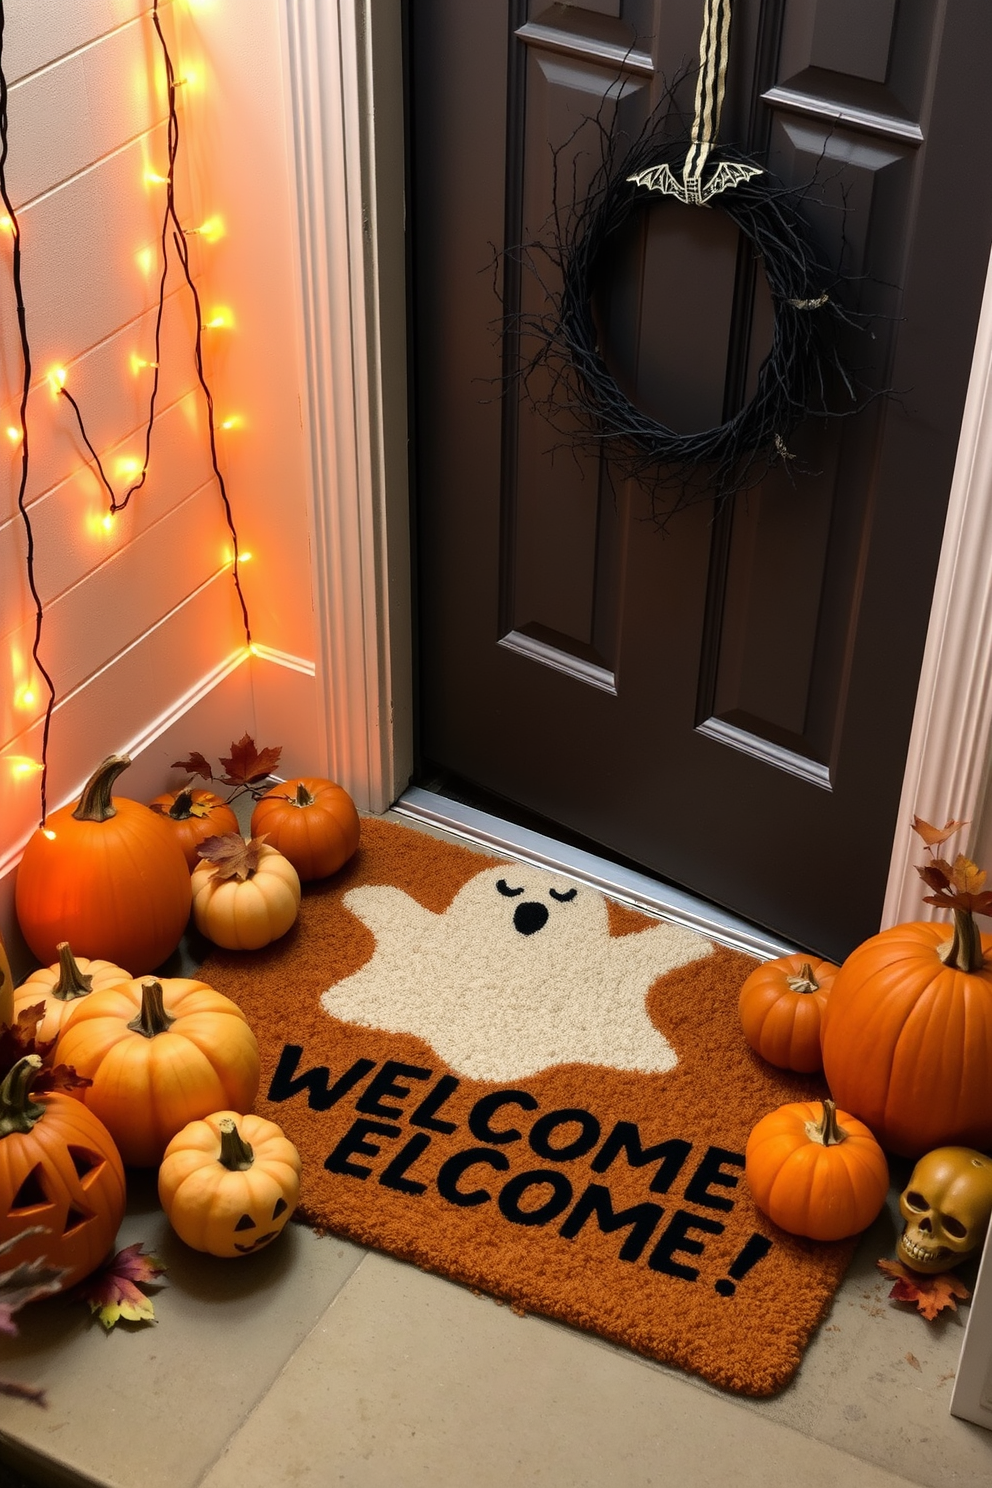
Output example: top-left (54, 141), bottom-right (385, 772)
top-left (199, 818), bottom-right (853, 1397)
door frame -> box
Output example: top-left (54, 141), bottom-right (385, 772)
top-left (283, 0), bottom-right (992, 927)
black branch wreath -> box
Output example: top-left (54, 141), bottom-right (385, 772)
top-left (508, 102), bottom-right (879, 519)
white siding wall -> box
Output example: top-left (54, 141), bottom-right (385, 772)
top-left (0, 0), bottom-right (318, 974)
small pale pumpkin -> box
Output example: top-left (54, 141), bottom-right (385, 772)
top-left (14, 943), bottom-right (131, 1044)
top-left (191, 835), bottom-right (301, 950)
top-left (745, 1098), bottom-right (889, 1242)
top-left (158, 1111), bottom-right (302, 1257)
top-left (0, 1054), bottom-right (126, 1288)
top-left (250, 777), bottom-right (359, 881)
top-left (147, 787), bottom-right (239, 870)
top-left (56, 977), bottom-right (260, 1167)
top-left (738, 954), bottom-right (839, 1073)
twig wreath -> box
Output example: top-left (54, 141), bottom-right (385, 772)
top-left (514, 0), bottom-right (871, 517)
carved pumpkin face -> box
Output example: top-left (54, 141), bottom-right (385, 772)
top-left (158, 1110), bottom-right (302, 1259)
top-left (0, 1061), bottom-right (126, 1289)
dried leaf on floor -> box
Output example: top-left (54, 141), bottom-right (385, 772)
top-left (878, 1258), bottom-right (971, 1321)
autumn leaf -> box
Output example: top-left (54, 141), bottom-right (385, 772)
top-left (218, 733), bottom-right (282, 787)
top-left (950, 854), bottom-right (987, 896)
top-left (32, 1063), bottom-right (92, 1097)
top-left (197, 833), bottom-right (265, 881)
top-left (171, 750), bottom-right (213, 782)
top-left (912, 816), bottom-right (969, 849)
top-left (877, 1258), bottom-right (971, 1320)
top-left (76, 1243), bottom-right (166, 1330)
top-left (0, 1232), bottom-right (67, 1336)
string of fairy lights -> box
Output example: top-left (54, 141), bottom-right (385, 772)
top-left (0, 0), bottom-right (253, 826)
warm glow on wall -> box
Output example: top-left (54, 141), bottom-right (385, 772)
top-left (130, 354), bottom-right (159, 375)
top-left (47, 366), bottom-right (67, 395)
top-left (203, 305), bottom-right (234, 330)
top-left (136, 245), bottom-right (156, 278)
top-left (220, 414), bottom-right (243, 431)
top-left (8, 757), bottom-right (43, 780)
top-left (5, 424), bottom-right (21, 443)
top-left (188, 214), bottom-right (225, 243)
top-left (13, 682), bottom-right (37, 710)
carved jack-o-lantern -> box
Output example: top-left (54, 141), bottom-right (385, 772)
top-left (158, 1111), bottom-right (302, 1258)
top-left (0, 1055), bottom-right (126, 1289)
top-left (897, 1146), bottom-right (992, 1274)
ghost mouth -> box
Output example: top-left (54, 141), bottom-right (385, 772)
top-left (513, 901), bottom-right (549, 936)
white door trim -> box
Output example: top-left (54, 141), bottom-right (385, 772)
top-left (286, 0), bottom-right (992, 922)
top-left (881, 244), bottom-right (992, 927)
top-left (280, 0), bottom-right (411, 813)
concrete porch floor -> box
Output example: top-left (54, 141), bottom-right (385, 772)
top-left (2, 812), bottom-right (991, 1488)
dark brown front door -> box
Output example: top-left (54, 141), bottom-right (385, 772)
top-left (408, 0), bottom-right (992, 959)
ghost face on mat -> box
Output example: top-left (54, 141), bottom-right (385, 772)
top-left (320, 864), bottom-right (713, 1083)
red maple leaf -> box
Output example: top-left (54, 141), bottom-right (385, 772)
top-left (877, 1258), bottom-right (971, 1320)
top-left (218, 733), bottom-right (282, 787)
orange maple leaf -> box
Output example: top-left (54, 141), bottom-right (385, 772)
top-left (877, 1258), bottom-right (971, 1321)
top-left (218, 733), bottom-right (282, 786)
top-left (911, 816), bottom-right (969, 849)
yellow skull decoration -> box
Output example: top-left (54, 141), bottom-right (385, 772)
top-left (897, 1146), bottom-right (992, 1273)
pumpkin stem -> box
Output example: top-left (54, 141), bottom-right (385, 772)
top-left (218, 1117), bottom-right (255, 1171)
top-left (0, 1054), bottom-right (45, 1136)
top-left (167, 788), bottom-right (196, 821)
top-left (72, 754), bottom-right (131, 823)
top-left (786, 962), bottom-right (819, 995)
top-left (940, 907), bottom-right (984, 974)
top-left (51, 942), bottom-right (94, 1003)
top-left (293, 782), bottom-right (314, 809)
top-left (805, 1098), bottom-right (847, 1147)
top-left (126, 980), bottom-right (176, 1039)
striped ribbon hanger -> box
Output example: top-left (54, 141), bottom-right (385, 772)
top-left (628, 0), bottom-right (762, 204)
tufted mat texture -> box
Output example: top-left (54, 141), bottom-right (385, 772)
top-left (199, 817), bottom-right (853, 1396)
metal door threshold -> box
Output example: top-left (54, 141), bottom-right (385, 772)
top-left (393, 787), bottom-right (795, 960)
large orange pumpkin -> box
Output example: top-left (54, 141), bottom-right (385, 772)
top-left (56, 976), bottom-right (260, 1167)
top-left (0, 928), bottom-right (13, 1030)
top-left (147, 786), bottom-right (239, 870)
top-left (250, 777), bottom-right (360, 881)
top-left (0, 1054), bottom-right (126, 1289)
top-left (15, 754), bottom-right (193, 972)
top-left (820, 916), bottom-right (992, 1158)
top-left (745, 1098), bottom-right (889, 1241)
top-left (738, 954), bottom-right (839, 1073)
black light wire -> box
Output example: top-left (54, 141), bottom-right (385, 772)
top-left (0, 0), bottom-right (58, 824)
top-left (59, 0), bottom-right (252, 644)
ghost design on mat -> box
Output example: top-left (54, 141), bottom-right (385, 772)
top-left (319, 863), bottom-right (714, 1082)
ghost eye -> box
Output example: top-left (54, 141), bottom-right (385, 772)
top-left (943, 1215), bottom-right (968, 1239)
top-left (904, 1191), bottom-right (928, 1212)
top-left (234, 1213), bottom-right (257, 1231)
top-left (549, 887), bottom-right (577, 903)
top-left (496, 879), bottom-right (525, 897)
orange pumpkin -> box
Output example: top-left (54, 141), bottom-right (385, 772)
top-left (745, 1098), bottom-right (889, 1241)
top-left (14, 943), bottom-right (131, 1045)
top-left (821, 917), bottom-right (992, 1157)
top-left (159, 1112), bottom-right (302, 1257)
top-left (15, 754), bottom-right (193, 972)
top-left (250, 777), bottom-right (360, 881)
top-left (147, 787), bottom-right (239, 870)
top-left (56, 977), bottom-right (260, 1167)
top-left (0, 1054), bottom-right (126, 1288)
top-left (738, 954), bottom-right (839, 1073)
top-left (0, 928), bottom-right (13, 1030)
